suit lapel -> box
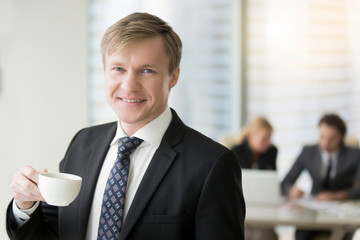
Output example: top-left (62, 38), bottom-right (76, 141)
top-left (334, 146), bottom-right (346, 178)
top-left (77, 123), bottom-right (117, 239)
top-left (119, 110), bottom-right (185, 240)
top-left (315, 147), bottom-right (323, 182)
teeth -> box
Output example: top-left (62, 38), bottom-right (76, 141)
top-left (122, 98), bottom-right (143, 103)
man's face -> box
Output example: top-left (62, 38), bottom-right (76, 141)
top-left (104, 36), bottom-right (179, 134)
top-left (319, 123), bottom-right (343, 153)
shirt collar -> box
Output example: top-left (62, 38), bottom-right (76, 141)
top-left (110, 107), bottom-right (172, 149)
top-left (320, 149), bottom-right (339, 163)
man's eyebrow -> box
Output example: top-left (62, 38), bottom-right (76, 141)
top-left (108, 61), bottom-right (124, 66)
top-left (140, 64), bottom-right (157, 68)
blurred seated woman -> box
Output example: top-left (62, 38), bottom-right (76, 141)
top-left (232, 117), bottom-right (277, 170)
top-left (232, 117), bottom-right (278, 240)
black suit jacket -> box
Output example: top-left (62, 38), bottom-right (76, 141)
top-left (281, 144), bottom-right (360, 198)
top-left (231, 139), bottom-right (277, 170)
top-left (7, 110), bottom-right (245, 240)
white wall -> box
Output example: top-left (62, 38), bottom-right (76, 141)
top-left (0, 0), bottom-right (88, 238)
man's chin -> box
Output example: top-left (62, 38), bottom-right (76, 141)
top-left (118, 117), bottom-right (149, 128)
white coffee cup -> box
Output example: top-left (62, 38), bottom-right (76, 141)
top-left (38, 172), bottom-right (82, 206)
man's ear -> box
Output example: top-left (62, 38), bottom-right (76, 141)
top-left (169, 68), bottom-right (180, 89)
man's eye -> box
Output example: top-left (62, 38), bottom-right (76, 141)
top-left (114, 67), bottom-right (124, 71)
top-left (144, 69), bottom-right (154, 74)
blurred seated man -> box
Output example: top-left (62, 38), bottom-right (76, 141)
top-left (232, 117), bottom-right (278, 240)
top-left (281, 113), bottom-right (360, 240)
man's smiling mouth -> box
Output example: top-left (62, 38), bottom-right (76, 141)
top-left (120, 98), bottom-right (146, 103)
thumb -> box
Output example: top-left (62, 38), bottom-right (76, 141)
top-left (37, 169), bottom-right (48, 202)
top-left (34, 169), bottom-right (48, 184)
top-left (38, 169), bottom-right (48, 174)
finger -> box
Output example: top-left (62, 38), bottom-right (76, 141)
top-left (13, 187), bottom-right (42, 202)
top-left (21, 166), bottom-right (40, 184)
top-left (12, 179), bottom-right (42, 201)
top-left (36, 169), bottom-right (48, 184)
top-left (12, 188), bottom-right (40, 210)
top-left (12, 171), bottom-right (42, 200)
top-left (38, 169), bottom-right (48, 174)
top-left (316, 194), bottom-right (328, 202)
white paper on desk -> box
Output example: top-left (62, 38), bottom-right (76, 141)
top-left (292, 198), bottom-right (339, 211)
top-left (325, 202), bottom-right (360, 218)
top-left (292, 198), bottom-right (360, 218)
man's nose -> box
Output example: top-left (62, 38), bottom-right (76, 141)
top-left (121, 71), bottom-right (139, 90)
top-left (323, 141), bottom-right (331, 149)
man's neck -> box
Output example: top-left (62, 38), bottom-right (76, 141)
top-left (119, 107), bottom-right (169, 136)
top-left (120, 122), bottom-right (147, 137)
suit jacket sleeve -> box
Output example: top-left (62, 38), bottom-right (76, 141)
top-left (194, 150), bottom-right (245, 240)
top-left (6, 200), bottom-right (58, 240)
top-left (345, 148), bottom-right (360, 199)
top-left (6, 128), bottom-right (86, 240)
top-left (281, 147), bottom-right (306, 195)
top-left (347, 165), bottom-right (360, 199)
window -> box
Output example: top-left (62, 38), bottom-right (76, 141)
top-left (245, 0), bottom-right (360, 180)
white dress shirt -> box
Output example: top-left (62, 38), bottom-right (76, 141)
top-left (12, 107), bottom-right (172, 240)
top-left (320, 150), bottom-right (339, 180)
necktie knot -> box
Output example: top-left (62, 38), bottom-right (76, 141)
top-left (118, 137), bottom-right (143, 159)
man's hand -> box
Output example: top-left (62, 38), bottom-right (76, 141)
top-left (10, 166), bottom-right (47, 210)
top-left (288, 186), bottom-right (305, 199)
top-left (316, 191), bottom-right (348, 201)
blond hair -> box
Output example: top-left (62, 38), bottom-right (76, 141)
top-left (100, 12), bottom-right (182, 74)
top-left (236, 117), bottom-right (273, 144)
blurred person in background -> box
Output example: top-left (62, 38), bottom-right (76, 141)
top-left (232, 117), bottom-right (277, 170)
top-left (232, 117), bottom-right (278, 240)
top-left (281, 113), bottom-right (360, 240)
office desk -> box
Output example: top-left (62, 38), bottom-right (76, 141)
top-left (245, 201), bottom-right (360, 240)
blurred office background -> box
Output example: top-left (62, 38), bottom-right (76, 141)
top-left (0, 0), bottom-right (359, 239)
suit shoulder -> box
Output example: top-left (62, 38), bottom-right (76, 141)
top-left (69, 122), bottom-right (117, 144)
top-left (231, 141), bottom-right (246, 151)
top-left (80, 122), bottom-right (116, 132)
top-left (301, 144), bottom-right (318, 152)
top-left (164, 110), bottom-right (235, 160)
top-left (231, 142), bottom-right (248, 157)
top-left (178, 127), bottom-right (239, 175)
top-left (76, 122), bottom-right (116, 135)
top-left (183, 126), bottom-right (233, 155)
top-left (343, 145), bottom-right (360, 156)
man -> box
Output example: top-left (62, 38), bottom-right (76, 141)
top-left (281, 113), bottom-right (360, 240)
top-left (6, 13), bottom-right (245, 240)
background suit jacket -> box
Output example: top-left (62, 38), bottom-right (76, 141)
top-left (281, 144), bottom-right (360, 198)
top-left (6, 109), bottom-right (245, 240)
top-left (231, 139), bottom-right (277, 170)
